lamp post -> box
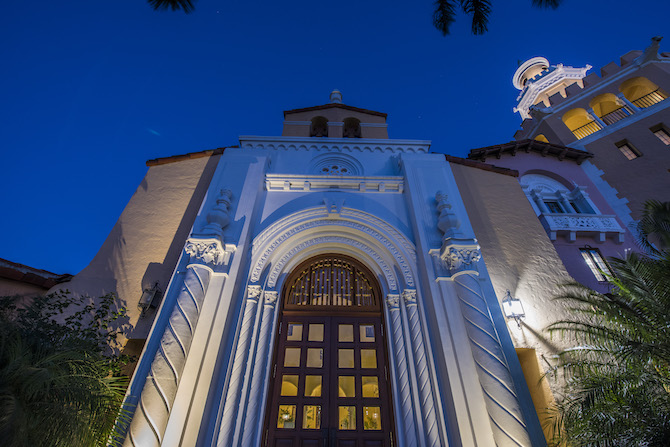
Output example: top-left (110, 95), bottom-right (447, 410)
top-left (501, 290), bottom-right (525, 327)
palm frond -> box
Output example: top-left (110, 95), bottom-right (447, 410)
top-left (461, 0), bottom-right (492, 35)
top-left (548, 204), bottom-right (670, 445)
top-left (637, 199), bottom-right (670, 254)
top-left (432, 0), bottom-right (458, 36)
top-left (147, 0), bottom-right (196, 13)
top-left (531, 0), bottom-right (561, 9)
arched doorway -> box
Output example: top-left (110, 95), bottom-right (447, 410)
top-left (264, 255), bottom-right (395, 447)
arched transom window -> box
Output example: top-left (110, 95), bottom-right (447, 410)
top-left (283, 255), bottom-right (380, 311)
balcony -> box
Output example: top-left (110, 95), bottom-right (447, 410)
top-left (571, 120), bottom-right (603, 139)
top-left (632, 89), bottom-right (667, 108)
top-left (539, 213), bottom-right (625, 242)
top-left (600, 105), bottom-right (633, 125)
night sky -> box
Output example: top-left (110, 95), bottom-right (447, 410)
top-left (2, 0), bottom-right (668, 274)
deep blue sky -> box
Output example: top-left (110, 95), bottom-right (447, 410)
top-left (2, 0), bottom-right (668, 274)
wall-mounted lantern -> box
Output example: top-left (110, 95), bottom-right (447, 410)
top-left (138, 282), bottom-right (162, 315)
top-left (502, 290), bottom-right (525, 327)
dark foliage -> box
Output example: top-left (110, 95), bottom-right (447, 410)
top-left (0, 292), bottom-right (131, 447)
top-left (432, 0), bottom-right (561, 35)
top-left (147, 0), bottom-right (195, 13)
top-left (148, 0), bottom-right (562, 36)
top-left (547, 201), bottom-right (670, 446)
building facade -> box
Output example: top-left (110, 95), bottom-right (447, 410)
top-left (512, 37), bottom-right (670, 225)
top-left (467, 140), bottom-right (637, 294)
top-left (51, 91), bottom-right (593, 446)
top-left (48, 38), bottom-right (670, 445)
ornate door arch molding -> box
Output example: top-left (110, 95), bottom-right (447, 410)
top-left (214, 208), bottom-right (447, 447)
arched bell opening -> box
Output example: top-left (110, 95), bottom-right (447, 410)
top-left (263, 254), bottom-right (396, 447)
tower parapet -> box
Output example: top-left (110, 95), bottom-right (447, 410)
top-left (513, 57), bottom-right (591, 120)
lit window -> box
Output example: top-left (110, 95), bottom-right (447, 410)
top-left (616, 140), bottom-right (641, 160)
top-left (653, 128), bottom-right (670, 145)
top-left (580, 247), bottom-right (613, 282)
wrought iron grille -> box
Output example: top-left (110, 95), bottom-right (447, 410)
top-left (283, 256), bottom-right (380, 310)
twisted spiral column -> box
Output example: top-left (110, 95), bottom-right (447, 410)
top-left (239, 290), bottom-right (279, 446)
top-left (403, 289), bottom-right (440, 447)
top-left (386, 294), bottom-right (418, 447)
top-left (124, 263), bottom-right (212, 447)
top-left (216, 285), bottom-right (262, 447)
top-left (452, 271), bottom-right (531, 447)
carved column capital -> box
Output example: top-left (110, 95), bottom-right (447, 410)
top-left (185, 238), bottom-right (228, 265)
top-left (386, 294), bottom-right (400, 311)
top-left (402, 289), bottom-right (417, 307)
top-left (247, 285), bottom-right (262, 302)
top-left (440, 238), bottom-right (481, 274)
top-left (264, 291), bottom-right (279, 307)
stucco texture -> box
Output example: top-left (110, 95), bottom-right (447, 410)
top-left (49, 154), bottom-right (221, 341)
top-left (450, 163), bottom-right (575, 364)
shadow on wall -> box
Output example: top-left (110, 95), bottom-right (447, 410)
top-left (131, 154), bottom-right (223, 339)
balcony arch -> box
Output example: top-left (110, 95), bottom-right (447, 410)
top-left (589, 92), bottom-right (632, 125)
top-left (310, 116), bottom-right (329, 137)
top-left (562, 107), bottom-right (602, 139)
top-left (343, 117), bottom-right (362, 138)
top-left (619, 76), bottom-right (668, 108)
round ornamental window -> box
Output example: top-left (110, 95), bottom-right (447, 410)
top-left (321, 165), bottom-right (349, 175)
top-left (309, 153), bottom-right (363, 176)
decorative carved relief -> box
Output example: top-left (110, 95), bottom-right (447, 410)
top-left (263, 291), bottom-right (278, 306)
top-left (252, 207), bottom-right (416, 263)
top-left (386, 294), bottom-right (400, 310)
top-left (247, 285), bottom-right (262, 301)
top-left (185, 239), bottom-right (227, 265)
top-left (402, 289), bottom-right (417, 307)
top-left (266, 236), bottom-right (398, 292)
top-left (251, 218), bottom-right (414, 288)
top-left (186, 188), bottom-right (235, 266)
top-left (441, 245), bottom-right (481, 271)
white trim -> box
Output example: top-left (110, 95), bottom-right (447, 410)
top-left (213, 206), bottom-right (447, 447)
top-left (239, 136), bottom-right (431, 153)
top-left (265, 174), bottom-right (404, 193)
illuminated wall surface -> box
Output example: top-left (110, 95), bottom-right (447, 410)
top-left (40, 40), bottom-right (669, 447)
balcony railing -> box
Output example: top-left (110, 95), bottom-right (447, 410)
top-left (571, 120), bottom-right (603, 140)
top-left (632, 89), bottom-right (667, 108)
top-left (539, 213), bottom-right (625, 242)
top-left (600, 105), bottom-right (633, 125)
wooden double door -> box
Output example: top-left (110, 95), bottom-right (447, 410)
top-left (264, 313), bottom-right (395, 447)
